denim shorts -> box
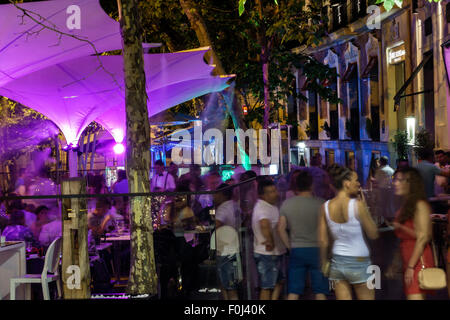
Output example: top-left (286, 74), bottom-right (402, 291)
top-left (216, 254), bottom-right (239, 290)
top-left (288, 247), bottom-right (329, 295)
top-left (329, 255), bottom-right (372, 285)
top-left (254, 253), bottom-right (285, 289)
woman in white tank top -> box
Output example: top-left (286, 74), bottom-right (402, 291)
top-left (318, 165), bottom-right (379, 300)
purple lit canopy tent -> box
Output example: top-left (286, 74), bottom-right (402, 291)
top-left (96, 48), bottom-right (233, 144)
top-left (0, 0), bottom-right (233, 178)
top-left (0, 0), bottom-right (125, 87)
top-left (0, 49), bottom-right (232, 147)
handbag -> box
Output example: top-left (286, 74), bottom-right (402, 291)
top-left (322, 259), bottom-right (331, 277)
top-left (417, 253), bottom-right (447, 290)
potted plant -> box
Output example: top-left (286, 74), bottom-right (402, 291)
top-left (392, 130), bottom-right (409, 161)
top-left (413, 128), bottom-right (434, 157)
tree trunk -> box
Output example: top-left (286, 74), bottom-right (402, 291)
top-left (179, 0), bottom-right (247, 131)
top-left (120, 0), bottom-right (157, 296)
top-left (179, 0), bottom-right (226, 75)
top-left (255, 0), bottom-right (271, 129)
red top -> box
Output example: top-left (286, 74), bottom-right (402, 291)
top-left (395, 217), bottom-right (435, 296)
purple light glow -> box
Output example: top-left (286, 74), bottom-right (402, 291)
top-left (113, 143), bottom-right (125, 154)
top-left (0, 49), bottom-right (232, 146)
top-left (0, 0), bottom-right (123, 87)
top-left (0, 1), bottom-right (232, 147)
top-left (63, 143), bottom-right (78, 150)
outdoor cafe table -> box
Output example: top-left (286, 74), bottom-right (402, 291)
top-left (104, 228), bottom-right (213, 282)
top-left (104, 233), bottom-right (131, 283)
top-left (0, 241), bottom-right (28, 300)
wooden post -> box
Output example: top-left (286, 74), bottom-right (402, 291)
top-left (68, 149), bottom-right (78, 178)
top-left (61, 178), bottom-right (90, 299)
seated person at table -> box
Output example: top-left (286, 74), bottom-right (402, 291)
top-left (156, 185), bottom-right (201, 298)
top-left (88, 198), bottom-right (113, 241)
top-left (159, 185), bottom-right (197, 235)
top-left (38, 208), bottom-right (62, 247)
top-left (30, 205), bottom-right (51, 239)
top-left (109, 198), bottom-right (126, 229)
top-left (7, 198), bottom-right (36, 229)
top-left (2, 210), bottom-right (38, 246)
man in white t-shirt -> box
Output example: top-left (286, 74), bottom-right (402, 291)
top-left (252, 179), bottom-right (286, 300)
top-left (374, 156), bottom-right (395, 219)
top-left (150, 160), bottom-right (176, 192)
top-left (214, 183), bottom-right (239, 229)
top-left (39, 208), bottom-right (62, 247)
top-left (213, 183), bottom-right (240, 300)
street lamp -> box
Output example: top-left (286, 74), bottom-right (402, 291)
top-left (297, 141), bottom-right (306, 150)
top-left (406, 116), bottom-right (415, 145)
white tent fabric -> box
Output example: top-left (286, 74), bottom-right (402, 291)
top-left (0, 50), bottom-right (232, 145)
top-left (0, 0), bottom-right (124, 87)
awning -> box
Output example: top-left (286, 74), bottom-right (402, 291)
top-left (361, 56), bottom-right (378, 78)
top-left (341, 63), bottom-right (357, 82)
top-left (0, 49), bottom-right (233, 146)
top-left (0, 0), bottom-right (124, 87)
top-left (393, 51), bottom-right (433, 111)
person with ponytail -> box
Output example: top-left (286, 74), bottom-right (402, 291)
top-left (318, 164), bottom-right (379, 300)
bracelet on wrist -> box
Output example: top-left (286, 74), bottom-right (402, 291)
top-left (407, 266), bottom-right (414, 270)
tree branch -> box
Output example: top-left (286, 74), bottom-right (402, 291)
top-left (8, 0), bottom-right (123, 90)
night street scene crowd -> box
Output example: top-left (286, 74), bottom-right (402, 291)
top-left (1, 150), bottom-right (449, 300)
top-left (1, 0), bottom-right (450, 303)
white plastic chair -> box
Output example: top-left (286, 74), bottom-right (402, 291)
top-left (10, 237), bottom-right (62, 300)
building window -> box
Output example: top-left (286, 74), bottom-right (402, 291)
top-left (328, 68), bottom-right (339, 140)
top-left (362, 56), bottom-right (380, 141)
top-left (325, 149), bottom-right (335, 168)
top-left (345, 151), bottom-right (356, 171)
top-left (424, 17), bottom-right (432, 36)
top-left (331, 0), bottom-right (348, 31)
top-left (343, 62), bottom-right (360, 141)
top-left (351, 0), bottom-right (367, 22)
top-left (307, 89), bottom-right (319, 140)
top-left (446, 3), bottom-right (450, 23)
top-left (310, 148), bottom-right (320, 161)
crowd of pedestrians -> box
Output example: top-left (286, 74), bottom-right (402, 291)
top-left (212, 152), bottom-right (449, 300)
top-left (1, 148), bottom-right (449, 300)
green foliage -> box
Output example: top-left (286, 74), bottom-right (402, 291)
top-left (392, 130), bottom-right (409, 161)
top-left (376, 0), bottom-right (442, 12)
top-left (132, 1), bottom-right (339, 125)
top-left (413, 128), bottom-right (434, 157)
